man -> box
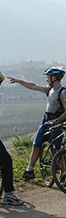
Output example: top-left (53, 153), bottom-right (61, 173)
top-left (8, 67), bottom-right (66, 180)
top-left (0, 72), bottom-right (24, 205)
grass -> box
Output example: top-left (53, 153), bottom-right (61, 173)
top-left (10, 135), bottom-right (43, 187)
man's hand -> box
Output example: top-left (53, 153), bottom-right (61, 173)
top-left (44, 119), bottom-right (59, 127)
top-left (7, 77), bottom-right (18, 84)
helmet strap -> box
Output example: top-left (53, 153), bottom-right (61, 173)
top-left (50, 76), bottom-right (58, 87)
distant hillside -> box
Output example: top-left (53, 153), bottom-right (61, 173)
top-left (0, 60), bottom-right (66, 81)
top-left (0, 60), bottom-right (66, 103)
top-left (0, 60), bottom-right (47, 81)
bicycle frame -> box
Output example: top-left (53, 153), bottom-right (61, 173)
top-left (43, 122), bottom-right (66, 161)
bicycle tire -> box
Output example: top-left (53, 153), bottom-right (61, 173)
top-left (52, 149), bottom-right (66, 194)
top-left (40, 141), bottom-right (54, 187)
top-left (0, 167), bottom-right (3, 197)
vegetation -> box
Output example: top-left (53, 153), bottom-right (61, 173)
top-left (10, 135), bottom-right (42, 187)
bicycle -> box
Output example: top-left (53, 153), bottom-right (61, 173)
top-left (40, 121), bottom-right (66, 188)
top-left (52, 122), bottom-right (66, 194)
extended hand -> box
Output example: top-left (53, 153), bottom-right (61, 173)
top-left (7, 77), bottom-right (18, 84)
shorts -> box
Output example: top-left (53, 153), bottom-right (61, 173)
top-left (33, 116), bottom-right (62, 150)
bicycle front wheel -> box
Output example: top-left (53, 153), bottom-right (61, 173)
top-left (52, 149), bottom-right (66, 194)
top-left (40, 141), bottom-right (54, 187)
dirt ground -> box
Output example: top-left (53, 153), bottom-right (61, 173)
top-left (0, 182), bottom-right (66, 218)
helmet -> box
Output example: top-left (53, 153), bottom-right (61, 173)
top-left (0, 72), bottom-right (5, 83)
top-left (43, 67), bottom-right (65, 81)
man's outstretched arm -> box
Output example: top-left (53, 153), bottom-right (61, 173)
top-left (7, 77), bottom-right (44, 92)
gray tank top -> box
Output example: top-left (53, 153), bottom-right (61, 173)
top-left (43, 85), bottom-right (66, 114)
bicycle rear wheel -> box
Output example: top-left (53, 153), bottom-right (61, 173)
top-left (40, 141), bottom-right (54, 187)
top-left (52, 149), bottom-right (66, 193)
top-left (0, 167), bottom-right (3, 198)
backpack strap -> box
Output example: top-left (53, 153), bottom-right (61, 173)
top-left (47, 87), bottom-right (51, 97)
top-left (47, 86), bottom-right (66, 117)
top-left (57, 87), bottom-right (66, 113)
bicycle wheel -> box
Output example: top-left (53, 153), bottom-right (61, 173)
top-left (0, 166), bottom-right (3, 198)
top-left (40, 141), bottom-right (54, 187)
top-left (52, 149), bottom-right (66, 194)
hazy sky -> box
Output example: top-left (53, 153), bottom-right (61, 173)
top-left (0, 0), bottom-right (66, 65)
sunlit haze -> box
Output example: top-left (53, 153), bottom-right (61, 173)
top-left (0, 0), bottom-right (66, 65)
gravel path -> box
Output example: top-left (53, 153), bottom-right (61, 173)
top-left (0, 183), bottom-right (66, 218)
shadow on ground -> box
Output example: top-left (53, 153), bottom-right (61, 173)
top-left (0, 201), bottom-right (64, 218)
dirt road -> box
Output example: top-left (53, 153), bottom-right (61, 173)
top-left (0, 183), bottom-right (66, 218)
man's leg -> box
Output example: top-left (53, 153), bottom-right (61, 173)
top-left (22, 147), bottom-right (40, 180)
top-left (0, 141), bottom-right (24, 205)
top-left (22, 117), bottom-right (45, 179)
top-left (0, 148), bottom-right (14, 192)
top-left (29, 147), bottom-right (40, 167)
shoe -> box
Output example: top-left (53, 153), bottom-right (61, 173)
top-left (2, 193), bottom-right (24, 206)
top-left (22, 170), bottom-right (35, 180)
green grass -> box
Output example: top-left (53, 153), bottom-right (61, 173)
top-left (10, 135), bottom-right (43, 187)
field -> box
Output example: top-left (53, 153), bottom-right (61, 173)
top-left (0, 101), bottom-right (46, 139)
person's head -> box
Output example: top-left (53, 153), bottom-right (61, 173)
top-left (43, 67), bottom-right (65, 87)
top-left (0, 72), bottom-right (5, 85)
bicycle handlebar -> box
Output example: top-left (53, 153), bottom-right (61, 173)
top-left (45, 121), bottom-right (66, 132)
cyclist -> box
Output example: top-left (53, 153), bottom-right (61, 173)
top-left (0, 72), bottom-right (24, 205)
top-left (8, 67), bottom-right (66, 180)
